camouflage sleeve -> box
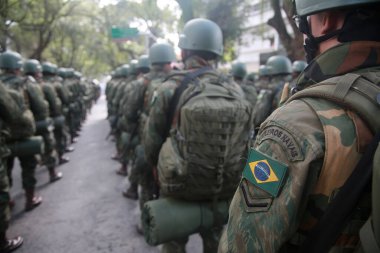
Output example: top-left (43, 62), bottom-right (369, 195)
top-left (219, 99), bottom-right (325, 253)
top-left (124, 81), bottom-right (145, 128)
top-left (2, 88), bottom-right (35, 139)
top-left (26, 81), bottom-right (49, 121)
top-left (42, 84), bottom-right (61, 117)
top-left (143, 80), bottom-right (177, 166)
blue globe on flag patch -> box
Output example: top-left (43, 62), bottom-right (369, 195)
top-left (249, 159), bottom-right (279, 184)
top-left (254, 162), bottom-right (271, 181)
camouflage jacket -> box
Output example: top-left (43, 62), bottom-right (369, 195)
top-left (0, 81), bottom-right (35, 145)
top-left (219, 41), bottom-right (380, 253)
top-left (40, 80), bottom-right (63, 117)
top-left (143, 55), bottom-right (241, 166)
top-left (124, 65), bottom-right (170, 139)
top-left (0, 74), bottom-right (49, 121)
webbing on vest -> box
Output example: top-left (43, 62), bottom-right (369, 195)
top-left (164, 66), bottom-right (213, 139)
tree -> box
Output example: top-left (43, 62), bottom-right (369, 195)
top-left (266, 0), bottom-right (304, 60)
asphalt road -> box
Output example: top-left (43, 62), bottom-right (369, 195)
top-left (8, 95), bottom-right (201, 253)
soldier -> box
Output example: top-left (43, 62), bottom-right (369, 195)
top-left (252, 55), bottom-right (292, 129)
top-left (219, 0), bottom-right (380, 252)
top-left (255, 64), bottom-right (271, 93)
top-left (0, 51), bottom-right (43, 211)
top-left (23, 59), bottom-right (63, 182)
top-left (144, 18), bottom-right (252, 253)
top-left (0, 81), bottom-right (34, 252)
top-left (42, 62), bottom-right (72, 163)
top-left (231, 61), bottom-right (258, 108)
top-left (121, 42), bottom-right (176, 221)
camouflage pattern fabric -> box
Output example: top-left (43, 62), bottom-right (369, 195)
top-left (0, 74), bottom-right (45, 190)
top-left (124, 65), bottom-right (172, 208)
top-left (218, 41), bottom-right (380, 253)
top-left (0, 81), bottom-right (37, 232)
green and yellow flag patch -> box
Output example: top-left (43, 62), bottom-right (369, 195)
top-left (243, 148), bottom-right (288, 197)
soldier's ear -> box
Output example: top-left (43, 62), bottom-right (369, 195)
top-left (319, 10), bottom-right (346, 35)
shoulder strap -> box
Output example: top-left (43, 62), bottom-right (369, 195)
top-left (299, 132), bottom-right (380, 253)
top-left (164, 66), bottom-right (213, 139)
top-left (288, 73), bottom-right (380, 133)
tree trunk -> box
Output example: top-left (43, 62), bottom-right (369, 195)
top-left (267, 0), bottom-right (305, 61)
top-left (175, 0), bottom-right (194, 23)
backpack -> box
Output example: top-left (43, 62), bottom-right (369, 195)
top-left (157, 67), bottom-right (253, 201)
top-left (286, 71), bottom-right (380, 252)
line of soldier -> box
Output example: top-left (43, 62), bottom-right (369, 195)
top-left (0, 51), bottom-right (100, 252)
top-left (105, 0), bottom-right (380, 251)
top-left (104, 18), bottom-right (306, 253)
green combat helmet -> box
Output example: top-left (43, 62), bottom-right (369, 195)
top-left (137, 55), bottom-right (150, 73)
top-left (258, 65), bottom-right (271, 78)
top-left (23, 59), bottom-right (42, 75)
top-left (42, 62), bottom-right (58, 75)
top-left (294, 0), bottom-right (378, 16)
top-left (266, 55), bottom-right (292, 76)
top-left (129, 60), bottom-right (138, 75)
top-left (57, 68), bottom-right (67, 78)
top-left (231, 61), bottom-right (247, 79)
top-left (292, 60), bottom-right (307, 73)
top-left (178, 18), bottom-right (223, 56)
top-left (65, 68), bottom-right (75, 78)
top-left (245, 72), bottom-right (256, 83)
top-left (74, 71), bottom-right (82, 79)
top-left (119, 64), bottom-right (130, 78)
top-left (0, 51), bottom-right (23, 70)
top-left (149, 42), bottom-right (176, 64)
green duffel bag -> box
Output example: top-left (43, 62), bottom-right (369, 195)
top-left (141, 197), bottom-right (229, 246)
top-left (53, 115), bottom-right (65, 129)
top-left (8, 136), bottom-right (45, 156)
top-left (35, 118), bottom-right (54, 134)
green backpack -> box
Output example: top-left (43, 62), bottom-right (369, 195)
top-left (158, 67), bottom-right (253, 201)
top-left (287, 71), bottom-right (380, 252)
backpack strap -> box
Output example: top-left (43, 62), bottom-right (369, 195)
top-left (164, 66), bottom-right (213, 139)
top-left (288, 73), bottom-right (380, 133)
top-left (298, 131), bottom-right (380, 253)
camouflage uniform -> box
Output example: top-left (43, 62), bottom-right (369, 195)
top-left (218, 42), bottom-right (380, 253)
top-left (0, 81), bottom-right (34, 249)
top-left (125, 65), bottom-right (170, 208)
top-left (43, 75), bottom-right (71, 160)
top-left (144, 55), bottom-right (241, 253)
top-left (0, 73), bottom-right (48, 189)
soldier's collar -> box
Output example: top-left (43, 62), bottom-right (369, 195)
top-left (296, 41), bottom-right (380, 91)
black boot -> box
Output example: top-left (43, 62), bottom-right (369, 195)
top-left (24, 188), bottom-right (42, 211)
top-left (122, 183), bottom-right (138, 200)
top-left (0, 232), bottom-right (23, 253)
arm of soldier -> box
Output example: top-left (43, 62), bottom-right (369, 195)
top-left (143, 81), bottom-right (175, 166)
top-left (43, 85), bottom-right (60, 116)
top-left (219, 100), bottom-right (324, 253)
top-left (124, 82), bottom-right (145, 127)
top-left (26, 82), bottom-right (49, 121)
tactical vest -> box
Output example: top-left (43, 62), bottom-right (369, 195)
top-left (158, 70), bottom-right (253, 201)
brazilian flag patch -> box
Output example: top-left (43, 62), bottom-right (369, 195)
top-left (242, 148), bottom-right (288, 197)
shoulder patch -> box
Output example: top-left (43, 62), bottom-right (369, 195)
top-left (257, 125), bottom-right (304, 161)
top-left (242, 148), bottom-right (288, 198)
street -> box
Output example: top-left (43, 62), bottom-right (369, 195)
top-left (7, 95), bottom-right (201, 253)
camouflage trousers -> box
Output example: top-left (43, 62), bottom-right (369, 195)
top-left (161, 225), bottom-right (224, 253)
top-left (41, 132), bottom-right (56, 169)
top-left (0, 158), bottom-right (10, 234)
top-left (7, 154), bottom-right (37, 189)
top-left (134, 145), bottom-right (155, 210)
top-left (53, 124), bottom-right (67, 158)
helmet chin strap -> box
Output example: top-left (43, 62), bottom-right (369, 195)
top-left (304, 29), bottom-right (343, 63)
